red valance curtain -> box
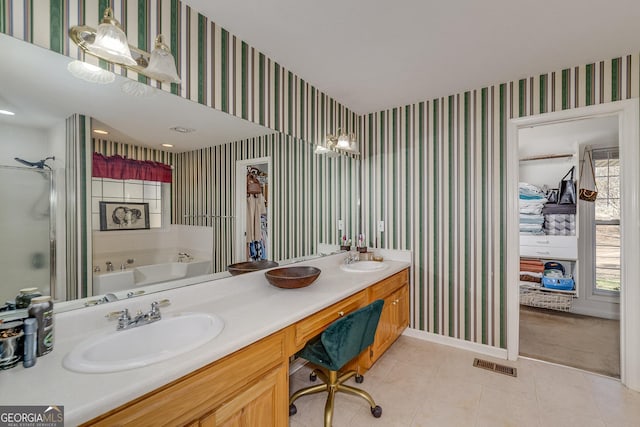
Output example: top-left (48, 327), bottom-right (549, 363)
top-left (92, 153), bottom-right (172, 183)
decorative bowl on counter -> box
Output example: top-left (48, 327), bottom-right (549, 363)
top-left (264, 266), bottom-right (321, 289)
top-left (227, 260), bottom-right (279, 276)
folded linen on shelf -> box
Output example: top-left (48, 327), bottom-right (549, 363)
top-left (520, 205), bottom-right (544, 215)
top-left (519, 214), bottom-right (544, 224)
top-left (519, 182), bottom-right (545, 196)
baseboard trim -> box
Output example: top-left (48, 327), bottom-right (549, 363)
top-left (289, 357), bottom-right (308, 375)
top-left (402, 328), bottom-right (508, 359)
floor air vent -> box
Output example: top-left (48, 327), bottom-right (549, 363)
top-left (473, 358), bottom-right (517, 377)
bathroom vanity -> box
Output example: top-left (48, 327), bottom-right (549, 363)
top-left (1, 253), bottom-right (410, 426)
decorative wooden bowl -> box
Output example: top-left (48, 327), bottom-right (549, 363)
top-left (227, 260), bottom-right (279, 276)
top-left (264, 266), bottom-right (321, 289)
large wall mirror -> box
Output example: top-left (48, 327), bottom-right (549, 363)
top-left (0, 34), bottom-right (360, 316)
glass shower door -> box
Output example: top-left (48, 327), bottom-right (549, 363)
top-left (0, 166), bottom-right (52, 308)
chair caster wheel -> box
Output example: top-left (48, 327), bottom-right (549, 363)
top-left (355, 374), bottom-right (364, 383)
top-left (289, 404), bottom-right (297, 416)
top-left (371, 405), bottom-right (382, 418)
top-left (309, 372), bottom-right (317, 382)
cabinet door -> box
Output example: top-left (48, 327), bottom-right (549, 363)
top-left (199, 366), bottom-right (287, 427)
top-left (369, 283), bottom-right (410, 366)
top-left (369, 293), bottom-right (396, 363)
top-left (394, 283), bottom-right (409, 336)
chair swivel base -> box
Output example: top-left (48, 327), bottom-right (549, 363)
top-left (289, 368), bottom-right (382, 427)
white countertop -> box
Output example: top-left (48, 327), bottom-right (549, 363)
top-left (0, 252), bottom-right (410, 425)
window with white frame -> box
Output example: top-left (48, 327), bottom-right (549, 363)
top-left (91, 178), bottom-right (169, 230)
top-left (593, 147), bottom-right (620, 294)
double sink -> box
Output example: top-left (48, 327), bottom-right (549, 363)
top-left (65, 260), bottom-right (388, 374)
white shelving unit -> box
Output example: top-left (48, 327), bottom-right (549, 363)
top-left (519, 148), bottom-right (579, 311)
top-left (519, 238), bottom-right (578, 312)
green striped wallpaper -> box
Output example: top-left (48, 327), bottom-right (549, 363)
top-left (363, 54), bottom-right (640, 348)
top-left (173, 133), bottom-right (360, 272)
top-left (66, 114), bottom-right (92, 300)
top-left (1, 0), bottom-right (359, 145)
top-left (93, 133), bottom-right (360, 273)
top-left (8, 2), bottom-right (640, 350)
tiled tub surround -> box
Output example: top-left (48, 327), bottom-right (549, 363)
top-left (92, 259), bottom-right (212, 295)
top-left (92, 223), bottom-right (214, 280)
top-left (0, 252), bottom-right (410, 425)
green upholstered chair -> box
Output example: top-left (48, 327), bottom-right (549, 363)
top-left (289, 299), bottom-right (384, 426)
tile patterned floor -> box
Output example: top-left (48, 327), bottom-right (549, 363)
top-left (288, 336), bottom-right (640, 427)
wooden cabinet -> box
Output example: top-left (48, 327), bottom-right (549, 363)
top-left (290, 290), bottom-right (367, 353)
top-left (83, 331), bottom-right (288, 427)
top-left (199, 366), bottom-right (287, 427)
top-left (84, 267), bottom-right (410, 426)
top-left (365, 269), bottom-right (410, 368)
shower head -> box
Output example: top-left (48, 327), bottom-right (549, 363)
top-left (14, 156), bottom-right (55, 170)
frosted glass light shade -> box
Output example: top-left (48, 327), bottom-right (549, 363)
top-left (144, 35), bottom-right (181, 84)
top-left (87, 8), bottom-right (136, 66)
top-left (337, 133), bottom-right (350, 148)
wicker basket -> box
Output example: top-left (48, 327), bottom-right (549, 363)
top-left (519, 287), bottom-right (572, 312)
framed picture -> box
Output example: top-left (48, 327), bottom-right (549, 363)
top-left (99, 202), bottom-right (150, 231)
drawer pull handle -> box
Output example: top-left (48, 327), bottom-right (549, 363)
top-left (535, 241), bottom-right (550, 244)
top-left (338, 311), bottom-right (344, 317)
top-left (535, 251), bottom-right (550, 255)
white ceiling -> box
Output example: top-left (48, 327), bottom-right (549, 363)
top-left (185, 0), bottom-right (640, 114)
top-left (0, 34), bottom-right (273, 152)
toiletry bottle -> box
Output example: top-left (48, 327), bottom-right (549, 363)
top-left (28, 296), bottom-right (54, 356)
top-left (22, 318), bottom-right (37, 368)
top-left (0, 320), bottom-right (24, 370)
top-left (15, 288), bottom-right (42, 309)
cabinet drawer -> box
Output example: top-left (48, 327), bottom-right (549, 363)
top-left (520, 235), bottom-right (576, 248)
top-left (520, 244), bottom-right (577, 260)
top-left (294, 291), bottom-right (367, 349)
top-left (370, 269), bottom-right (409, 301)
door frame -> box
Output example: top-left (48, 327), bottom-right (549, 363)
top-left (506, 99), bottom-right (640, 391)
top-left (234, 157), bottom-right (272, 263)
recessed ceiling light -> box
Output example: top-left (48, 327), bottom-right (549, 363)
top-left (0, 109), bottom-right (15, 116)
top-left (161, 143), bottom-right (174, 148)
top-left (170, 126), bottom-right (195, 133)
top-left (93, 129), bottom-right (109, 135)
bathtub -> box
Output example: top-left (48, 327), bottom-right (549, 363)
top-left (93, 260), bottom-right (212, 295)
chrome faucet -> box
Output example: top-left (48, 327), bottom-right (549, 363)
top-left (344, 251), bottom-right (360, 264)
top-left (106, 299), bottom-right (171, 331)
top-left (106, 261), bottom-right (114, 272)
top-left (84, 293), bottom-right (119, 307)
top-left (177, 252), bottom-right (193, 263)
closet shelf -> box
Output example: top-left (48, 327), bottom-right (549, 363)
top-left (519, 153), bottom-right (574, 162)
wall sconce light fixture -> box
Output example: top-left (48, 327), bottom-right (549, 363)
top-left (69, 7), bottom-right (181, 84)
top-left (320, 129), bottom-right (359, 155)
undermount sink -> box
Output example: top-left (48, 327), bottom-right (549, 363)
top-left (63, 312), bottom-right (224, 373)
top-left (340, 261), bottom-right (389, 273)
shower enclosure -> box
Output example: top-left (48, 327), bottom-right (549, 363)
top-left (0, 166), bottom-right (54, 308)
